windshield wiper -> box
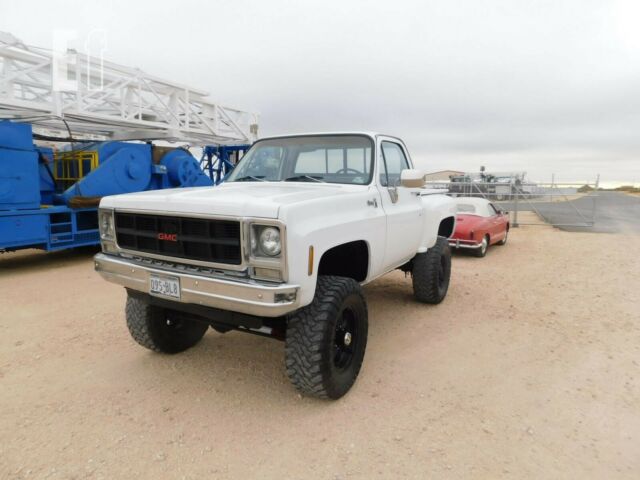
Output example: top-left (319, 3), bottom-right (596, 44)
top-left (234, 175), bottom-right (266, 182)
top-left (284, 175), bottom-right (325, 183)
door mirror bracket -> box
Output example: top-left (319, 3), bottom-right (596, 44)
top-left (388, 186), bottom-right (398, 203)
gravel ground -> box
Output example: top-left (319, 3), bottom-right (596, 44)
top-left (1, 220), bottom-right (639, 479)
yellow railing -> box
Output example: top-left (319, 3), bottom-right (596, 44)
top-left (53, 151), bottom-right (99, 185)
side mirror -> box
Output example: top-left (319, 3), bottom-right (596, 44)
top-left (400, 169), bottom-right (425, 188)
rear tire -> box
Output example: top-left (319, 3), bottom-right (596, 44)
top-left (285, 276), bottom-right (368, 399)
top-left (473, 235), bottom-right (489, 257)
top-left (125, 295), bottom-right (208, 354)
top-left (412, 236), bottom-right (451, 304)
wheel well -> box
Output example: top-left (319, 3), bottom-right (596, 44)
top-left (318, 241), bottom-right (368, 282)
top-left (438, 216), bottom-right (455, 238)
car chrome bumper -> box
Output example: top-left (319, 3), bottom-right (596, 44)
top-left (94, 253), bottom-right (299, 317)
top-left (448, 239), bottom-right (482, 249)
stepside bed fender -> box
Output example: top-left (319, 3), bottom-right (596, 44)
top-left (417, 194), bottom-right (457, 252)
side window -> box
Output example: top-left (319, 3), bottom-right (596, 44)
top-left (380, 141), bottom-right (409, 187)
top-left (488, 203), bottom-right (498, 216)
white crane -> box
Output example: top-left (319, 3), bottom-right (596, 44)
top-left (0, 31), bottom-right (258, 145)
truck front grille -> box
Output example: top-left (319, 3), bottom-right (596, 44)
top-left (114, 212), bottom-right (241, 265)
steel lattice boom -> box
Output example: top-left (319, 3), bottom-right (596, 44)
top-left (0, 32), bottom-right (258, 145)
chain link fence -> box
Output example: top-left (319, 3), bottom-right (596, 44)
top-left (425, 176), bottom-right (600, 228)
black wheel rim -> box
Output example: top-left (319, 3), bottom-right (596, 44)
top-left (333, 307), bottom-right (357, 371)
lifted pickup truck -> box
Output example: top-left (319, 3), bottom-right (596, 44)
top-left (95, 133), bottom-right (456, 399)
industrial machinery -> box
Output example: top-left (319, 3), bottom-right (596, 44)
top-left (0, 120), bottom-right (216, 251)
top-left (200, 145), bottom-right (249, 185)
top-left (448, 168), bottom-right (532, 200)
top-left (0, 32), bottom-right (257, 253)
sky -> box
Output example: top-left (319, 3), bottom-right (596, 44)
top-left (2, 0), bottom-right (640, 185)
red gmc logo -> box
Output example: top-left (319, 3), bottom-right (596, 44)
top-left (157, 233), bottom-right (178, 242)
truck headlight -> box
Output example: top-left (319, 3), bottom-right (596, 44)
top-left (258, 226), bottom-right (281, 256)
top-left (99, 209), bottom-right (115, 240)
top-left (251, 225), bottom-right (281, 257)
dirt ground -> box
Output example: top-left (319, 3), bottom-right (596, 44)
top-left (1, 219), bottom-right (639, 479)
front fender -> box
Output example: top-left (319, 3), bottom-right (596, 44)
top-left (280, 188), bottom-right (385, 308)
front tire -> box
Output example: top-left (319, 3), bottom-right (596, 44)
top-left (285, 276), bottom-right (368, 399)
top-left (412, 236), bottom-right (452, 304)
top-left (125, 295), bottom-right (208, 354)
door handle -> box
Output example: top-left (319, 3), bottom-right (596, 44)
top-left (367, 198), bottom-right (378, 208)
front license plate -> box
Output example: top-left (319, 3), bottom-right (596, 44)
top-left (149, 274), bottom-right (180, 299)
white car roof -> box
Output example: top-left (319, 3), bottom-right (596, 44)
top-left (454, 197), bottom-right (495, 217)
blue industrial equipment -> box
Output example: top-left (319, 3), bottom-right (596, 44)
top-left (0, 122), bottom-right (40, 210)
top-left (200, 145), bottom-right (250, 185)
top-left (0, 121), bottom-right (217, 253)
top-left (57, 142), bottom-right (212, 205)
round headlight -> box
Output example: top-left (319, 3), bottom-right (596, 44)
top-left (259, 227), bottom-right (281, 256)
top-left (101, 214), bottom-right (111, 232)
top-left (99, 211), bottom-right (114, 239)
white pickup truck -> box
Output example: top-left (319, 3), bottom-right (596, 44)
top-left (95, 133), bottom-right (457, 399)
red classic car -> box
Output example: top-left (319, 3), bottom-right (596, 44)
top-left (449, 197), bottom-right (509, 257)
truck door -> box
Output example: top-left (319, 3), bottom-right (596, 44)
top-left (377, 139), bottom-right (424, 271)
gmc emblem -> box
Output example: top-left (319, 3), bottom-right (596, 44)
top-left (157, 233), bottom-right (178, 242)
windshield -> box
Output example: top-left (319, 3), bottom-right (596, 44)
top-left (226, 135), bottom-right (374, 185)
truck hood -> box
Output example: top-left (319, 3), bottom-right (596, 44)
top-left (99, 182), bottom-right (363, 219)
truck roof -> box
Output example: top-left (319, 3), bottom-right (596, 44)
top-left (256, 131), bottom-right (402, 142)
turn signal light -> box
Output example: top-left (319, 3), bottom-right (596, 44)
top-left (253, 267), bottom-right (282, 281)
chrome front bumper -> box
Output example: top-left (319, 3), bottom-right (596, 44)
top-left (448, 239), bottom-right (482, 249)
top-left (94, 253), bottom-right (300, 317)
